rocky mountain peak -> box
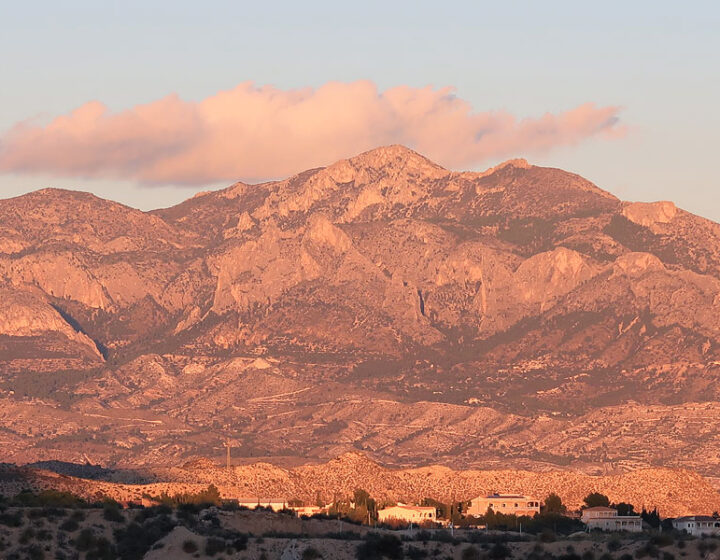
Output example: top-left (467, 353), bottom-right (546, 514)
top-left (3, 147), bottom-right (720, 483)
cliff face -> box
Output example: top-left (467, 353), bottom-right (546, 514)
top-left (1, 145), bottom-right (720, 483)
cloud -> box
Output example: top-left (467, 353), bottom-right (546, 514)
top-left (0, 81), bottom-right (624, 184)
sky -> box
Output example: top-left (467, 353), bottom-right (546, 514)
top-left (1, 1), bottom-right (719, 219)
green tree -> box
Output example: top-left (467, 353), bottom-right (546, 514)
top-left (583, 493), bottom-right (610, 508)
top-left (613, 502), bottom-right (635, 516)
top-left (544, 493), bottom-right (567, 514)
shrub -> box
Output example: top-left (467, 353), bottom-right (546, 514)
top-left (19, 527), bottom-right (36, 544)
top-left (488, 542), bottom-right (511, 560)
top-left (181, 539), bottom-right (198, 553)
top-left (22, 544), bottom-right (45, 560)
top-left (302, 546), bottom-right (324, 560)
top-left (103, 505), bottom-right (124, 523)
top-left (0, 510), bottom-right (23, 527)
top-left (608, 537), bottom-right (622, 552)
top-left (539, 529), bottom-right (556, 543)
top-left (114, 515), bottom-right (175, 560)
top-left (461, 545), bottom-right (481, 560)
top-left (356, 533), bottom-right (403, 560)
top-left (75, 528), bottom-right (96, 552)
top-left (59, 518), bottom-right (80, 532)
top-left (12, 490), bottom-right (87, 508)
top-left (205, 537), bottom-right (226, 556)
top-left (232, 535), bottom-right (249, 551)
top-left (85, 536), bottom-right (115, 560)
top-left (71, 510), bottom-right (86, 521)
top-left (36, 529), bottom-right (52, 541)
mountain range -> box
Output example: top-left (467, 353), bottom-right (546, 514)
top-left (1, 145), bottom-right (719, 488)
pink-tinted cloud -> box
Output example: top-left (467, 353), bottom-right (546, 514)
top-left (0, 81), bottom-right (624, 184)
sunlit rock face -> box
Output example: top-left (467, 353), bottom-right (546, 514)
top-left (3, 146), bottom-right (720, 481)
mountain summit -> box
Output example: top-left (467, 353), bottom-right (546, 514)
top-left (1, 146), bottom-right (720, 479)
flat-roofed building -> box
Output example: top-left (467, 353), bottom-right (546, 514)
top-left (290, 505), bottom-right (325, 517)
top-left (378, 504), bottom-right (437, 524)
top-left (237, 498), bottom-right (287, 512)
top-left (467, 493), bottom-right (541, 517)
top-left (581, 506), bottom-right (642, 532)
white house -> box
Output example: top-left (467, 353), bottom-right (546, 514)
top-left (378, 504), bottom-right (437, 524)
top-left (581, 506), bottom-right (642, 532)
top-left (672, 516), bottom-right (720, 536)
top-left (237, 498), bottom-right (287, 512)
top-left (467, 494), bottom-right (541, 517)
top-left (290, 505), bottom-right (325, 517)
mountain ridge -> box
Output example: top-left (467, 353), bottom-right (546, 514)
top-left (1, 145), bottom-right (719, 484)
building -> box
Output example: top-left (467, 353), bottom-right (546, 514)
top-left (672, 516), bottom-right (720, 536)
top-left (237, 498), bottom-right (287, 512)
top-left (581, 506), bottom-right (642, 532)
top-left (378, 504), bottom-right (437, 524)
top-left (467, 494), bottom-right (541, 517)
top-left (290, 505), bottom-right (325, 517)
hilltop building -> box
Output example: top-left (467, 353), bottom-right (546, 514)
top-left (378, 504), bottom-right (437, 524)
top-left (290, 505), bottom-right (325, 517)
top-left (467, 494), bottom-right (541, 517)
top-left (237, 498), bottom-right (287, 512)
top-left (672, 516), bottom-right (720, 536)
top-left (581, 506), bottom-right (642, 532)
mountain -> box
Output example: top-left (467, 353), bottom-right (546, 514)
top-left (1, 145), bottom-right (720, 485)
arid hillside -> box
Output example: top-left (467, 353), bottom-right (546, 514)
top-left (2, 453), bottom-right (719, 518)
top-left (1, 145), bottom-right (720, 479)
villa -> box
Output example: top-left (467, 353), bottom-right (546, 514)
top-left (581, 506), bottom-right (642, 532)
top-left (378, 504), bottom-right (437, 524)
top-left (467, 493), bottom-right (541, 517)
top-left (672, 516), bottom-right (720, 536)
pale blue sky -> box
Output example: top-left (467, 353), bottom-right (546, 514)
top-left (1, 1), bottom-right (719, 219)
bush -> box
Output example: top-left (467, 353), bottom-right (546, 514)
top-left (19, 527), bottom-right (36, 544)
top-left (302, 546), bottom-right (324, 560)
top-left (356, 533), bottom-right (403, 560)
top-left (36, 529), bottom-right (52, 541)
top-left (489, 542), bottom-right (511, 559)
top-left (182, 539), bottom-right (198, 553)
top-left (12, 490), bottom-right (87, 508)
top-left (539, 529), bottom-right (556, 543)
top-left (114, 515), bottom-right (175, 560)
top-left (461, 545), bottom-right (481, 560)
top-left (22, 544), bottom-right (45, 560)
top-left (0, 510), bottom-right (23, 527)
top-left (103, 504), bottom-right (124, 523)
top-left (71, 510), bottom-right (86, 521)
top-left (205, 537), bottom-right (226, 556)
top-left (650, 534), bottom-right (674, 548)
top-left (232, 535), bottom-right (249, 551)
top-left (608, 537), bottom-right (622, 552)
top-left (85, 536), bottom-right (115, 560)
top-left (59, 518), bottom-right (80, 532)
top-left (75, 528), bottom-right (96, 552)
